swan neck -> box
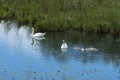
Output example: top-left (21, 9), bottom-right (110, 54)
top-left (32, 28), bottom-right (35, 35)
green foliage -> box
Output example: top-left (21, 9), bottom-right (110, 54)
top-left (0, 0), bottom-right (120, 34)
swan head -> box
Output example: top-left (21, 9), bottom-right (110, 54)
top-left (62, 40), bottom-right (65, 43)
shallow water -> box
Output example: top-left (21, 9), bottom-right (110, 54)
top-left (0, 20), bottom-right (120, 80)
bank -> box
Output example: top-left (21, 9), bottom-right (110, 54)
top-left (0, 0), bottom-right (120, 35)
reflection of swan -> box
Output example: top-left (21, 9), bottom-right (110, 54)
top-left (61, 40), bottom-right (68, 49)
top-left (31, 27), bottom-right (46, 37)
top-left (61, 48), bottom-right (67, 53)
top-left (31, 37), bottom-right (45, 45)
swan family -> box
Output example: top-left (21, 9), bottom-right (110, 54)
top-left (60, 40), bottom-right (98, 52)
top-left (31, 27), bottom-right (98, 52)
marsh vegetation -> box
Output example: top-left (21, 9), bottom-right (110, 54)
top-left (0, 0), bottom-right (120, 34)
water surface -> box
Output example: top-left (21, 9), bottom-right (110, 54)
top-left (0, 20), bottom-right (120, 80)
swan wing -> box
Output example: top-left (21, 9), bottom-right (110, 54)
top-left (34, 33), bottom-right (46, 37)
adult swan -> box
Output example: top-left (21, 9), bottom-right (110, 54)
top-left (61, 40), bottom-right (68, 49)
top-left (61, 40), bottom-right (68, 53)
top-left (31, 27), bottom-right (46, 37)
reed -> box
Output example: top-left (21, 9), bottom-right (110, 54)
top-left (0, 0), bottom-right (120, 34)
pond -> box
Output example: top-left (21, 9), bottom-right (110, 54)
top-left (0, 20), bottom-right (120, 80)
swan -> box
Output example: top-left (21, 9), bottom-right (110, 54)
top-left (85, 47), bottom-right (98, 51)
top-left (61, 40), bottom-right (68, 49)
top-left (31, 27), bottom-right (46, 37)
top-left (74, 47), bottom-right (98, 52)
top-left (73, 47), bottom-right (85, 51)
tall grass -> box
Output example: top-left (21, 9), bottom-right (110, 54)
top-left (0, 0), bottom-right (120, 34)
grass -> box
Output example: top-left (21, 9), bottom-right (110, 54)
top-left (0, 0), bottom-right (120, 35)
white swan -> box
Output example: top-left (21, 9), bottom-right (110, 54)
top-left (31, 27), bottom-right (46, 37)
top-left (61, 40), bottom-right (68, 49)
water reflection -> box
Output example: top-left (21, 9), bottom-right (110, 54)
top-left (0, 20), bottom-right (120, 80)
top-left (61, 48), bottom-right (67, 53)
top-left (31, 37), bottom-right (46, 45)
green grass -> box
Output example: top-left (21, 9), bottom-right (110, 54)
top-left (0, 0), bottom-right (120, 35)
